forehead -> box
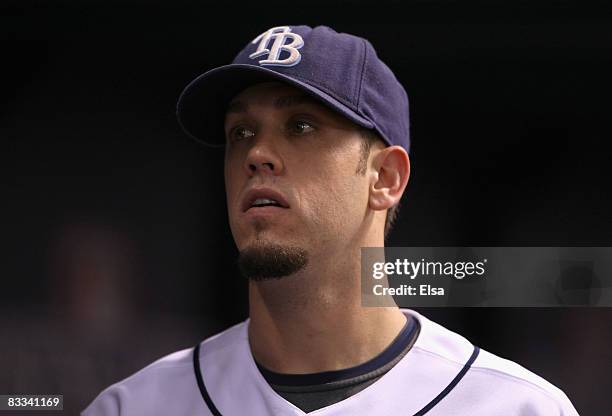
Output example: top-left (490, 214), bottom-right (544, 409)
top-left (225, 81), bottom-right (329, 116)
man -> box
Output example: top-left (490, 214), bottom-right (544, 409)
top-left (83, 25), bottom-right (578, 415)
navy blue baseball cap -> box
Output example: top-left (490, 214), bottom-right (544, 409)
top-left (177, 25), bottom-right (410, 153)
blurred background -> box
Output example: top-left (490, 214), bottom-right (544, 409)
top-left (2, 0), bottom-right (611, 414)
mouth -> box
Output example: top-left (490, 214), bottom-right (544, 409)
top-left (242, 188), bottom-right (290, 213)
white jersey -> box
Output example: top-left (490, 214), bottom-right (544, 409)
top-left (82, 309), bottom-right (578, 415)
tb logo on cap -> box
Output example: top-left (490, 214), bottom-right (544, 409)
top-left (249, 26), bottom-right (304, 67)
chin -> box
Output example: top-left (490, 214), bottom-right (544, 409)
top-left (240, 234), bottom-right (291, 251)
top-left (237, 239), bottom-right (309, 281)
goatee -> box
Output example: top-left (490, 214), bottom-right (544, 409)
top-left (238, 243), bottom-right (308, 281)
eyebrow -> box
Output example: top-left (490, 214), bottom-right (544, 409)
top-left (225, 94), bottom-right (315, 115)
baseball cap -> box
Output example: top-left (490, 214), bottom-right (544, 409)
top-left (176, 25), bottom-right (410, 153)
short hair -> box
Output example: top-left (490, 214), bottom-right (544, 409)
top-left (356, 128), bottom-right (400, 239)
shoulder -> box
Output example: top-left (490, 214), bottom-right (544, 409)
top-left (403, 309), bottom-right (579, 415)
top-left (470, 347), bottom-right (577, 413)
top-left (81, 321), bottom-right (247, 416)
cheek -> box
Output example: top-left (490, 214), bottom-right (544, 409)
top-left (224, 160), bottom-right (243, 220)
top-left (297, 155), bottom-right (369, 233)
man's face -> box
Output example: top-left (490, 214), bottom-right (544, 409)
top-left (224, 82), bottom-right (372, 278)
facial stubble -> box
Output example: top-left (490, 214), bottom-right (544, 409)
top-left (237, 138), bottom-right (371, 281)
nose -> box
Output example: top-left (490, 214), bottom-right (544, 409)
top-left (244, 132), bottom-right (284, 176)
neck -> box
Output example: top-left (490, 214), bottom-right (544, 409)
top-left (247, 238), bottom-right (406, 374)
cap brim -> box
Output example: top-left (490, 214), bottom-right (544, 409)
top-left (176, 64), bottom-right (375, 147)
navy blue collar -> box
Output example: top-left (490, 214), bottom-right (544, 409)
top-left (256, 316), bottom-right (419, 387)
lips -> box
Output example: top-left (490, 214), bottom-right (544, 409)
top-left (241, 188), bottom-right (290, 212)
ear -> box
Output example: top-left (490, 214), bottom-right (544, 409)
top-left (369, 146), bottom-right (410, 211)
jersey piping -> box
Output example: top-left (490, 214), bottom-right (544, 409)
top-left (193, 340), bottom-right (480, 415)
top-left (193, 342), bottom-right (222, 416)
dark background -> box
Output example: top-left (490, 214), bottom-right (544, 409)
top-left (2, 0), bottom-right (611, 414)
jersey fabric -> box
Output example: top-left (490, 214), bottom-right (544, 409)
top-left (82, 309), bottom-right (579, 415)
top-left (258, 316), bottom-right (419, 412)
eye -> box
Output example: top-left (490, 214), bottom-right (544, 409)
top-left (228, 126), bottom-right (255, 142)
top-left (289, 120), bottom-right (315, 135)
